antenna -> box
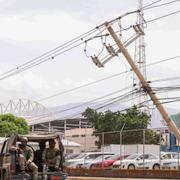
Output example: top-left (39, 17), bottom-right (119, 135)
top-left (133, 0), bottom-right (148, 107)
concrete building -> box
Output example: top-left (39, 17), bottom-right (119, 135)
top-left (64, 128), bottom-right (98, 152)
top-left (62, 139), bottom-right (81, 154)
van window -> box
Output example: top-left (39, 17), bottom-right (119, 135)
top-left (1, 140), bottom-right (8, 154)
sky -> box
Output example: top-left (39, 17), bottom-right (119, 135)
top-left (1, 0), bottom-right (180, 126)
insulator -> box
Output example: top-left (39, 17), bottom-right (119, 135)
top-left (105, 44), bottom-right (118, 56)
top-left (133, 25), bottom-right (144, 35)
top-left (91, 56), bottom-right (104, 68)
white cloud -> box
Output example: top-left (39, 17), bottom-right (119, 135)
top-left (0, 12), bottom-right (93, 42)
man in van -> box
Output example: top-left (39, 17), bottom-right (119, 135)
top-left (18, 137), bottom-right (38, 180)
top-left (42, 139), bottom-right (61, 171)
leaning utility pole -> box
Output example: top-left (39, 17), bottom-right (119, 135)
top-left (105, 22), bottom-right (180, 142)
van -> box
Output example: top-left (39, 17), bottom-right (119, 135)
top-left (0, 133), bottom-right (67, 180)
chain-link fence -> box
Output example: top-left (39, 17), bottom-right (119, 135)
top-left (0, 127), bottom-right (180, 170)
top-left (64, 128), bottom-right (180, 169)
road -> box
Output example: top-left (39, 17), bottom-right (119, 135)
top-left (67, 177), bottom-right (177, 180)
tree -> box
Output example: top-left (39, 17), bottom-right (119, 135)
top-left (82, 106), bottom-right (160, 146)
top-left (0, 114), bottom-right (29, 136)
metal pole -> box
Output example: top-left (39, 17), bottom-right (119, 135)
top-left (105, 23), bottom-right (180, 142)
top-left (120, 123), bottom-right (126, 157)
top-left (159, 126), bottom-right (162, 169)
top-left (48, 122), bottom-right (51, 133)
top-left (143, 129), bottom-right (145, 169)
top-left (84, 122), bottom-right (87, 153)
top-left (102, 132), bottom-right (105, 168)
top-left (119, 123), bottom-right (125, 169)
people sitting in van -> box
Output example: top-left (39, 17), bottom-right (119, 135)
top-left (42, 139), bottom-right (61, 171)
top-left (18, 137), bottom-right (38, 180)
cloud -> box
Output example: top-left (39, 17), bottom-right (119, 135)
top-left (0, 12), bottom-right (93, 42)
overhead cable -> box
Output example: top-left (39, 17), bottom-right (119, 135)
top-left (143, 0), bottom-right (180, 10)
top-left (39, 55), bottom-right (180, 102)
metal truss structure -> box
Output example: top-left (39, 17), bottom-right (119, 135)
top-left (0, 99), bottom-right (92, 133)
top-left (0, 99), bottom-right (54, 126)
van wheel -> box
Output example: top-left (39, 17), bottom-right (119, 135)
top-left (128, 164), bottom-right (135, 170)
top-left (153, 164), bottom-right (160, 170)
top-left (2, 169), bottom-right (7, 180)
top-left (90, 164), bottom-right (96, 168)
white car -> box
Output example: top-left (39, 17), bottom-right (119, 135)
top-left (82, 154), bottom-right (114, 168)
top-left (65, 152), bottom-right (114, 168)
top-left (161, 152), bottom-right (180, 170)
top-left (113, 153), bottom-right (160, 170)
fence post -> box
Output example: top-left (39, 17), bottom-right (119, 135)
top-left (159, 127), bottom-right (162, 168)
top-left (102, 132), bottom-right (104, 151)
top-left (143, 129), bottom-right (145, 169)
top-left (102, 132), bottom-right (105, 167)
top-left (120, 131), bottom-right (122, 156)
top-left (178, 138), bottom-right (180, 169)
top-left (84, 123), bottom-right (87, 152)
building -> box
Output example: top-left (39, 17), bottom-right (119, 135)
top-left (64, 128), bottom-right (98, 152)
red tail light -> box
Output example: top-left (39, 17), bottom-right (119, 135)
top-left (10, 164), bottom-right (16, 174)
top-left (10, 153), bottom-right (16, 174)
top-left (52, 176), bottom-right (58, 180)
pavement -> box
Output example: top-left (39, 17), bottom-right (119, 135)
top-left (67, 177), bottom-right (178, 180)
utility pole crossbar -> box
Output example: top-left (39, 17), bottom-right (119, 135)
top-left (105, 22), bottom-right (180, 142)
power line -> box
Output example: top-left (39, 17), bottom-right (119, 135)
top-left (38, 55), bottom-right (180, 102)
top-left (0, 28), bottom-right (99, 78)
top-left (146, 9), bottom-right (180, 23)
top-left (1, 6), bottom-right (180, 81)
top-left (0, 27), bottom-right (108, 81)
top-left (38, 71), bottom-right (129, 102)
top-left (143, 0), bottom-right (162, 9)
top-left (31, 86), bottom-right (180, 124)
top-left (30, 86), bottom-right (134, 120)
top-left (32, 84), bottom-right (180, 123)
top-left (151, 75), bottom-right (180, 83)
top-left (143, 0), bottom-right (180, 10)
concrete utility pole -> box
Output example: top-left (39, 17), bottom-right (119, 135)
top-left (105, 22), bottom-right (180, 142)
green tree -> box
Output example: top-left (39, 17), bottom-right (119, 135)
top-left (0, 114), bottom-right (29, 136)
top-left (82, 106), bottom-right (160, 146)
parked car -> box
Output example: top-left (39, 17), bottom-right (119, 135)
top-left (113, 152), bottom-right (180, 170)
top-left (82, 154), bottom-right (114, 168)
top-left (161, 152), bottom-right (180, 170)
top-left (161, 151), bottom-right (178, 160)
top-left (113, 153), bottom-right (160, 170)
top-left (91, 154), bottom-right (129, 168)
top-left (65, 153), bottom-right (80, 160)
top-left (0, 133), bottom-right (67, 180)
top-left (65, 152), bottom-right (114, 168)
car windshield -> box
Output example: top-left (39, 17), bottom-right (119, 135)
top-left (95, 154), bottom-right (113, 161)
top-left (161, 153), bottom-right (175, 159)
top-left (126, 154), bottom-right (139, 160)
top-left (173, 154), bottom-right (180, 159)
top-left (106, 154), bottom-right (119, 160)
top-left (74, 153), bottom-right (86, 159)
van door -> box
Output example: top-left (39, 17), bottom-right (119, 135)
top-left (0, 140), bottom-right (11, 179)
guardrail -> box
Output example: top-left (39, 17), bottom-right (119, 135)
top-left (65, 168), bottom-right (180, 179)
